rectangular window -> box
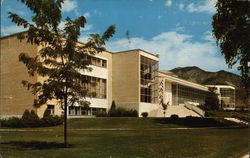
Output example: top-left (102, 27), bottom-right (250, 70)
top-left (47, 104), bottom-right (55, 115)
top-left (81, 75), bottom-right (107, 99)
top-left (140, 56), bottom-right (158, 103)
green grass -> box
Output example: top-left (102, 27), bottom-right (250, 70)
top-left (206, 110), bottom-right (250, 122)
top-left (0, 118), bottom-right (248, 158)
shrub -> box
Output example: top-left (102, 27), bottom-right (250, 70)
top-left (204, 88), bottom-right (220, 110)
top-left (0, 109), bottom-right (63, 128)
top-left (95, 111), bottom-right (107, 117)
top-left (141, 112), bottom-right (148, 118)
top-left (41, 115), bottom-right (63, 127)
top-left (170, 114), bottom-right (179, 119)
top-left (108, 108), bottom-right (138, 117)
top-left (1, 117), bottom-right (23, 128)
top-left (43, 108), bottom-right (52, 118)
top-left (22, 110), bottom-right (40, 127)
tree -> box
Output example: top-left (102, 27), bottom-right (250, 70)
top-left (204, 87), bottom-right (219, 110)
top-left (212, 0), bottom-right (250, 92)
top-left (161, 100), bottom-right (169, 118)
top-left (8, 0), bottom-right (115, 147)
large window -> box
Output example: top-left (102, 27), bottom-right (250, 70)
top-left (220, 88), bottom-right (235, 108)
top-left (69, 107), bottom-right (106, 116)
top-left (84, 55), bottom-right (107, 68)
top-left (140, 56), bottom-right (158, 103)
top-left (172, 84), bottom-right (208, 105)
top-left (81, 75), bottom-right (107, 99)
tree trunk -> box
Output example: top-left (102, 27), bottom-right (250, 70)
top-left (64, 93), bottom-right (68, 147)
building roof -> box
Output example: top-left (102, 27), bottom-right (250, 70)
top-left (159, 71), bottom-right (209, 91)
top-left (113, 49), bottom-right (159, 58)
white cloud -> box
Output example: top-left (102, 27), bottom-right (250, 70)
top-left (179, 3), bottom-right (184, 11)
top-left (165, 0), bottom-right (172, 7)
top-left (187, 0), bottom-right (216, 14)
top-left (106, 31), bottom-right (231, 72)
top-left (203, 31), bottom-right (216, 43)
top-left (84, 12), bottom-right (91, 18)
top-left (1, 25), bottom-right (26, 36)
top-left (62, 0), bottom-right (77, 12)
top-left (82, 24), bottom-right (92, 31)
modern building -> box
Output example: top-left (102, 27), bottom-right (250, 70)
top-left (0, 32), bottom-right (236, 118)
top-left (206, 85), bottom-right (236, 110)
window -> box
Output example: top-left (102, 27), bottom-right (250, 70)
top-left (47, 104), bottom-right (55, 115)
top-left (140, 56), bottom-right (158, 103)
top-left (81, 75), bottom-right (107, 99)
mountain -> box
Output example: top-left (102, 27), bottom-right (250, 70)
top-left (170, 66), bottom-right (247, 107)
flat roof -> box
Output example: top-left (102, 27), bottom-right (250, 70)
top-left (0, 31), bottom-right (28, 39)
top-left (113, 49), bottom-right (159, 58)
top-left (159, 71), bottom-right (209, 91)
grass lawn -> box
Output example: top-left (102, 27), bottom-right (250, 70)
top-left (0, 118), bottom-right (249, 158)
top-left (206, 110), bottom-right (250, 122)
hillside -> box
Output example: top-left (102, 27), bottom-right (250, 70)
top-left (170, 66), bottom-right (247, 107)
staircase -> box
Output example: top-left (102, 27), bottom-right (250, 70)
top-left (149, 104), bottom-right (201, 117)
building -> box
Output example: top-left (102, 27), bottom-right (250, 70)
top-left (206, 85), bottom-right (236, 110)
top-left (0, 32), bottom-right (236, 118)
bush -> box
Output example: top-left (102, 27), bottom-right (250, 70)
top-left (0, 109), bottom-right (63, 128)
top-left (1, 117), bottom-right (23, 128)
top-left (204, 88), bottom-right (220, 110)
top-left (170, 114), bottom-right (179, 119)
top-left (41, 115), bottom-right (64, 127)
top-left (141, 112), bottom-right (148, 118)
top-left (22, 110), bottom-right (40, 127)
top-left (95, 111), bottom-right (107, 117)
top-left (43, 108), bottom-right (52, 118)
top-left (108, 108), bottom-right (138, 117)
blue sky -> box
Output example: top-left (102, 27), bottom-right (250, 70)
top-left (0, 0), bottom-right (240, 74)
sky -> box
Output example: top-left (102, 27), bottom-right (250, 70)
top-left (0, 0), bottom-right (240, 75)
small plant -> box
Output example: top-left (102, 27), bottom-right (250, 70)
top-left (141, 112), bottom-right (148, 118)
top-left (170, 114), bottom-right (179, 119)
top-left (95, 111), bottom-right (107, 117)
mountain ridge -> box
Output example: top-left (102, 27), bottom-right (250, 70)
top-left (169, 66), bottom-right (247, 107)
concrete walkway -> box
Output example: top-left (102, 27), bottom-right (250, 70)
top-left (0, 126), bottom-right (247, 132)
top-left (224, 117), bottom-right (249, 125)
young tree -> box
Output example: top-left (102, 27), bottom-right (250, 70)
top-left (212, 0), bottom-right (250, 92)
top-left (204, 87), bottom-right (220, 110)
top-left (8, 0), bottom-right (115, 147)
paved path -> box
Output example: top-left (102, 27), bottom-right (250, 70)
top-left (0, 126), bottom-right (247, 132)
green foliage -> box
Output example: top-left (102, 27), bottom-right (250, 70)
top-left (141, 112), bottom-right (148, 118)
top-left (110, 100), bottom-right (116, 111)
top-left (21, 109), bottom-right (31, 120)
top-left (1, 109), bottom-right (63, 128)
top-left (8, 0), bottom-right (115, 108)
top-left (212, 0), bottom-right (250, 89)
top-left (204, 87), bottom-right (220, 110)
top-left (9, 0), bottom-right (115, 146)
top-left (95, 111), bottom-right (108, 117)
top-left (170, 114), bottom-right (179, 119)
top-left (108, 108), bottom-right (138, 117)
top-left (43, 108), bottom-right (52, 118)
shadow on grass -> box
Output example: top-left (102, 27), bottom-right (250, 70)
top-left (2, 141), bottom-right (74, 149)
top-left (153, 117), bottom-right (245, 128)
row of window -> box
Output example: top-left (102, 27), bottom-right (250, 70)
top-left (83, 55), bottom-right (107, 68)
top-left (172, 84), bottom-right (208, 105)
top-left (140, 56), bottom-right (159, 103)
top-left (69, 106), bottom-right (106, 116)
top-left (81, 75), bottom-right (107, 99)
